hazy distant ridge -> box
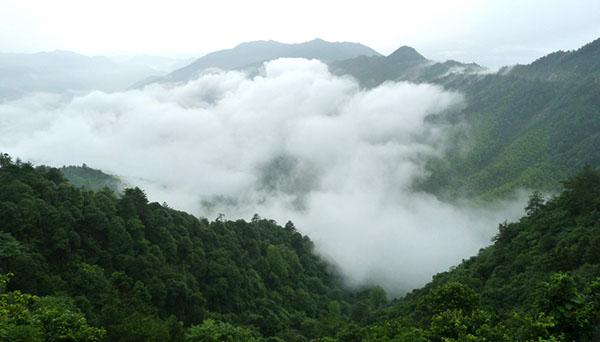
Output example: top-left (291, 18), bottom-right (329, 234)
top-left (0, 51), bottom-right (190, 99)
top-left (148, 38), bottom-right (381, 85)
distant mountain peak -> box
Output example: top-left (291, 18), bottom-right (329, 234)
top-left (388, 46), bottom-right (427, 62)
top-left (150, 39), bottom-right (381, 85)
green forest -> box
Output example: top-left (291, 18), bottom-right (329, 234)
top-left (418, 38), bottom-right (600, 199)
top-left (2, 35), bottom-right (600, 342)
top-left (334, 38), bottom-right (600, 200)
top-left (1, 153), bottom-right (599, 341)
top-left (59, 165), bottom-right (123, 193)
top-left (1, 3), bottom-right (599, 341)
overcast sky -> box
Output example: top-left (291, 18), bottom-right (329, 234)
top-left (1, 0), bottom-right (599, 68)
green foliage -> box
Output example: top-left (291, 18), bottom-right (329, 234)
top-left (185, 319), bottom-right (261, 341)
top-left (370, 167), bottom-right (600, 341)
top-left (2, 153), bottom-right (600, 341)
top-left (0, 273), bottom-right (105, 342)
top-left (415, 40), bottom-right (600, 199)
top-left (0, 154), bottom-right (361, 340)
top-left (415, 282), bottom-right (480, 320)
top-left (60, 164), bottom-right (123, 192)
top-left (428, 309), bottom-right (509, 342)
top-left (525, 191), bottom-right (545, 215)
top-left (334, 38), bottom-right (600, 200)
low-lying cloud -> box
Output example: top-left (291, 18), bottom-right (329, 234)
top-left (0, 58), bottom-right (524, 295)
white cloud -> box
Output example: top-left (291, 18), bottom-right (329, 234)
top-left (0, 58), bottom-right (524, 295)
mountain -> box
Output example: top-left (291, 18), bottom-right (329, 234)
top-left (144, 39), bottom-right (381, 86)
top-left (508, 37), bottom-right (600, 81)
top-left (0, 51), bottom-right (189, 100)
top-left (2, 38), bottom-right (600, 341)
top-left (109, 55), bottom-right (194, 74)
top-left (329, 38), bottom-right (600, 198)
top-left (418, 38), bottom-right (600, 198)
top-left (358, 167), bottom-right (600, 341)
top-left (0, 154), bottom-right (384, 341)
top-left (2, 154), bottom-right (598, 340)
top-left (329, 45), bottom-right (484, 88)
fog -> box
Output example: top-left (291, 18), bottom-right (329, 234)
top-left (0, 51), bottom-right (193, 101)
top-left (4, 1), bottom-right (599, 68)
top-left (0, 58), bottom-right (524, 295)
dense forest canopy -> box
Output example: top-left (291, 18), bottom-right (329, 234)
top-left (0, 153), bottom-right (386, 341)
top-left (1, 153), bottom-right (599, 340)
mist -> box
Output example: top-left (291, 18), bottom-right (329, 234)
top-left (0, 58), bottom-right (525, 295)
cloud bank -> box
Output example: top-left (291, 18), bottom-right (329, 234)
top-left (0, 58), bottom-right (524, 295)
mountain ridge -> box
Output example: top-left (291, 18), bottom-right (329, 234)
top-left (329, 45), bottom-right (484, 88)
top-left (325, 36), bottom-right (600, 199)
top-left (418, 37), bottom-right (600, 198)
top-left (0, 51), bottom-right (189, 99)
top-left (143, 38), bottom-right (381, 86)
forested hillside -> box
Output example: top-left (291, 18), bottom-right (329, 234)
top-left (347, 166), bottom-right (600, 341)
top-left (2, 153), bottom-right (600, 341)
top-left (0, 153), bottom-right (387, 341)
top-left (333, 38), bottom-right (600, 199)
top-left (60, 165), bottom-right (123, 192)
top-left (425, 38), bottom-right (600, 198)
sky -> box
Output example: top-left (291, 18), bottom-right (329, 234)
top-left (1, 0), bottom-right (599, 68)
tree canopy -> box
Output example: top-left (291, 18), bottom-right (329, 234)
top-left (1, 153), bottom-right (599, 340)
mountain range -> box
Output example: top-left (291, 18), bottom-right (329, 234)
top-left (3, 37), bottom-right (597, 199)
top-left (1, 37), bottom-right (600, 341)
top-left (144, 37), bottom-right (600, 199)
top-left (0, 51), bottom-right (190, 99)
top-left (329, 45), bottom-right (483, 87)
top-left (139, 38), bottom-right (380, 86)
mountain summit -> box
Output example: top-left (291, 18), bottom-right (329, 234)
top-left (329, 44), bottom-right (482, 88)
top-left (387, 45), bottom-right (427, 62)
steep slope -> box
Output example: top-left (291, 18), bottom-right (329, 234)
top-left (0, 154), bottom-right (386, 341)
top-left (340, 167), bottom-right (600, 341)
top-left (2, 162), bottom-right (599, 340)
top-left (331, 38), bottom-right (599, 198)
top-left (148, 39), bottom-right (381, 85)
top-left (421, 38), bottom-right (600, 198)
top-left (509, 37), bottom-right (600, 81)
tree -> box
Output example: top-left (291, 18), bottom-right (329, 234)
top-left (416, 282), bottom-right (480, 322)
top-left (537, 273), bottom-right (600, 340)
top-left (525, 191), bottom-right (545, 215)
top-left (0, 273), bottom-right (105, 342)
top-left (185, 319), bottom-right (261, 342)
top-left (0, 153), bottom-right (12, 168)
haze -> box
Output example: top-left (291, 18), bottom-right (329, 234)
top-left (0, 59), bottom-right (526, 294)
top-left (2, 0), bottom-right (599, 67)
top-left (1, 0), bottom-right (595, 295)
